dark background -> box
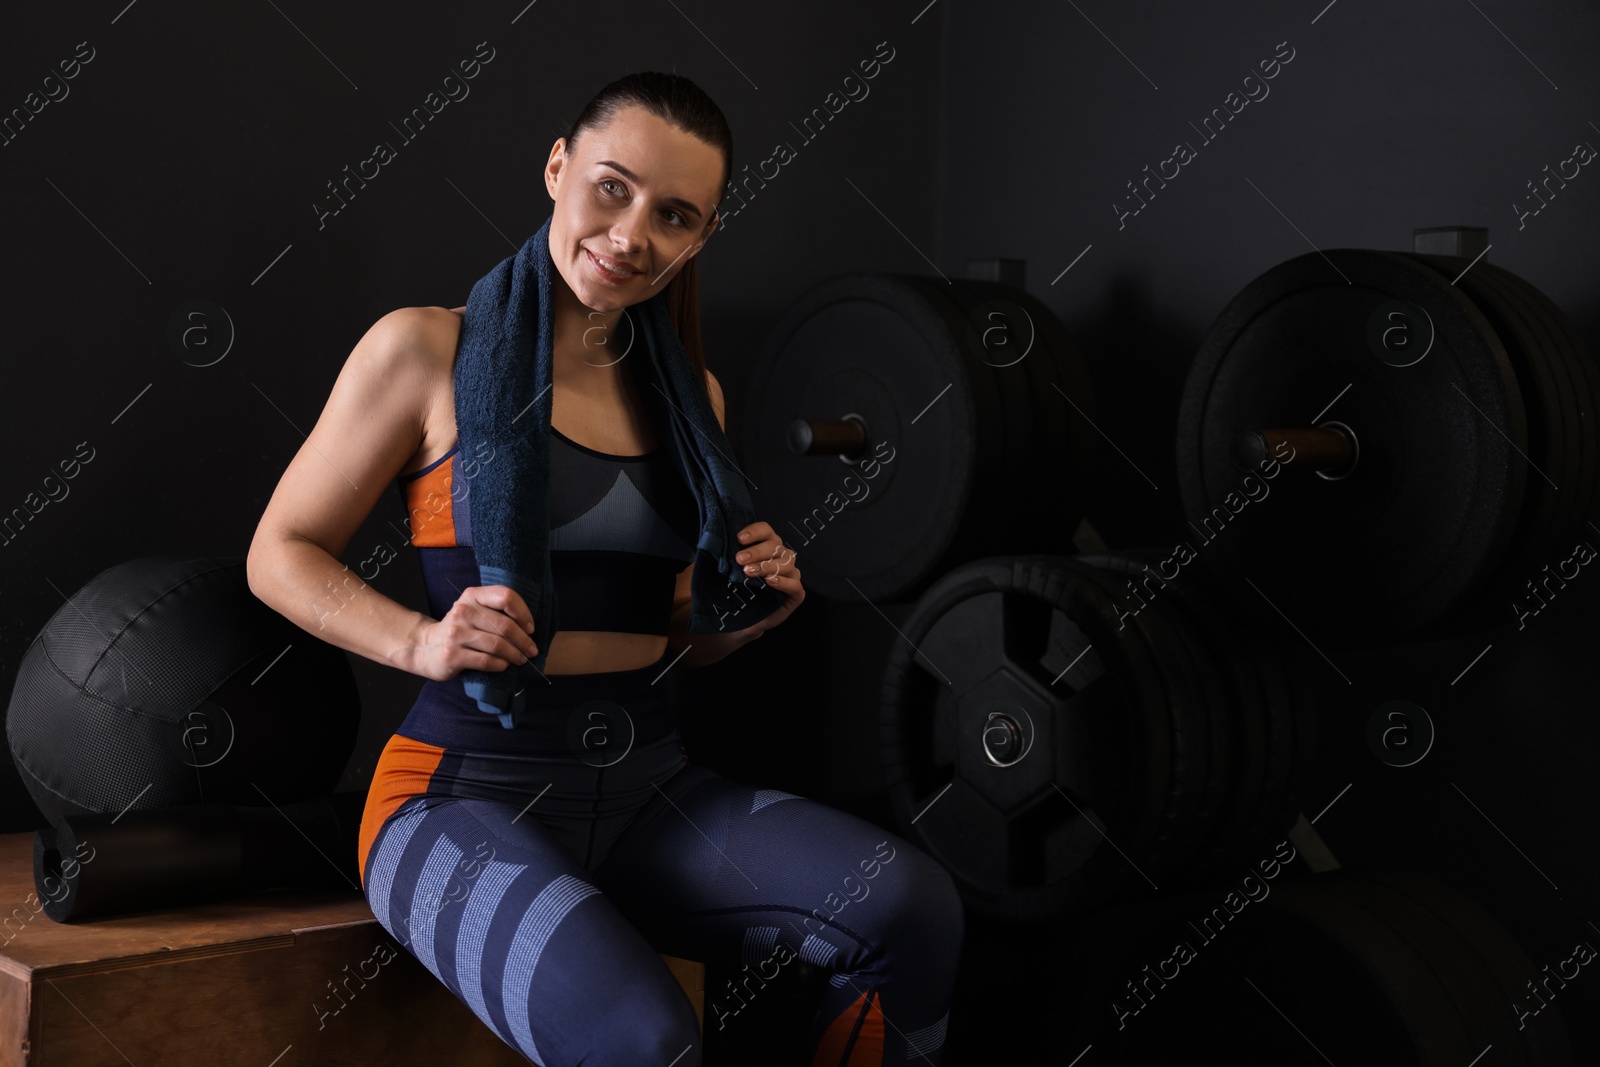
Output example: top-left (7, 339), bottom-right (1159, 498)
top-left (2, 0), bottom-right (1598, 1063)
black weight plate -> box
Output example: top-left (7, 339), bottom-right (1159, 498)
top-left (1056, 557), bottom-right (1209, 884)
top-left (1517, 268), bottom-right (1600, 547)
top-left (942, 276), bottom-right (1098, 502)
top-left (927, 280), bottom-right (1059, 565)
top-left (1184, 545), bottom-right (1313, 858)
top-left (1191, 570), bottom-right (1317, 882)
top-left (1499, 268), bottom-right (1600, 549)
top-left (1478, 261), bottom-right (1587, 621)
top-left (1166, 552), bottom-right (1306, 871)
top-left (1460, 261), bottom-right (1600, 628)
top-left (1176, 248), bottom-right (1527, 645)
top-left (1507, 271), bottom-right (1600, 526)
top-left (1486, 258), bottom-right (1598, 531)
top-left (1089, 549), bottom-right (1269, 888)
top-left (1314, 874), bottom-right (1513, 1063)
top-left (1511, 270), bottom-right (1600, 505)
top-left (1091, 546), bottom-right (1308, 875)
top-left (917, 280), bottom-right (1097, 593)
top-left (1178, 551), bottom-right (1308, 858)
top-left (1408, 254), bottom-right (1580, 636)
top-left (1071, 553), bottom-right (1233, 884)
top-left (879, 556), bottom-right (1172, 918)
top-left (1042, 557), bottom-right (1194, 900)
top-left (745, 273), bottom-right (1002, 602)
top-left (1410, 255), bottom-right (1574, 612)
top-left (1471, 262), bottom-right (1594, 626)
top-left (1265, 874), bottom-right (1477, 1065)
top-left (1353, 870), bottom-right (1576, 1067)
top-left (1103, 884), bottom-right (1418, 1064)
top-left (1263, 621), bottom-right (1318, 843)
top-left (1165, 559), bottom-right (1307, 882)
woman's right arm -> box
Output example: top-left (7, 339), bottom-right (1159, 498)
top-left (245, 307), bottom-right (538, 680)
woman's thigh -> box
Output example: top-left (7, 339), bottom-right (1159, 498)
top-left (592, 766), bottom-right (949, 940)
top-left (363, 792), bottom-right (703, 1066)
top-left (589, 765), bottom-right (964, 1050)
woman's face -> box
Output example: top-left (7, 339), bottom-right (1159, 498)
top-left (545, 104), bottom-right (723, 314)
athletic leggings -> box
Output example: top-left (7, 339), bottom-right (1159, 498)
top-left (357, 656), bottom-right (964, 1066)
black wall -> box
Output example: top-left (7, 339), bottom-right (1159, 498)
top-left (925, 0), bottom-right (1600, 1057)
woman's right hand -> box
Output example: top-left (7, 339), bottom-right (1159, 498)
top-left (410, 585), bottom-right (540, 682)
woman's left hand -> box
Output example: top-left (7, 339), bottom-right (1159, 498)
top-left (733, 521), bottom-right (804, 638)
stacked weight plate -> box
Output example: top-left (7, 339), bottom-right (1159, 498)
top-left (1103, 870), bottom-right (1575, 1067)
top-left (1076, 551), bottom-right (1315, 891)
top-left (878, 552), bottom-right (1316, 920)
top-left (742, 273), bottom-right (1097, 603)
top-left (1408, 252), bottom-right (1600, 635)
top-left (1175, 248), bottom-right (1600, 646)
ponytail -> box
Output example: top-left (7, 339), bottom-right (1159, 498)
top-left (662, 246), bottom-right (709, 386)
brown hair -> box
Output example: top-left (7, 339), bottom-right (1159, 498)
top-left (562, 72), bottom-right (732, 387)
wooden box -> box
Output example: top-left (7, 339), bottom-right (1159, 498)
top-left (0, 832), bottom-right (702, 1065)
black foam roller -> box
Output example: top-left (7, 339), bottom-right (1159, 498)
top-left (34, 789), bottom-right (368, 922)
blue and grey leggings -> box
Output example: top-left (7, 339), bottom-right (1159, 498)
top-left (358, 663), bottom-right (964, 1066)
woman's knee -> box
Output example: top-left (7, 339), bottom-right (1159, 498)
top-left (863, 838), bottom-right (965, 953)
top-left (587, 976), bottom-right (701, 1064)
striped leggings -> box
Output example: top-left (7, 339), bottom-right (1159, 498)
top-left (359, 726), bottom-right (964, 1066)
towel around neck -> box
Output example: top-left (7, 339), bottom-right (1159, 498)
top-left (448, 215), bottom-right (787, 728)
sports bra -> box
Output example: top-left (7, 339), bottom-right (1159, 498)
top-left (395, 424), bottom-right (700, 636)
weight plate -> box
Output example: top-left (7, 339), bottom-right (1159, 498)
top-left (880, 556), bottom-right (1177, 918)
top-left (1448, 259), bottom-right (1600, 632)
top-left (1270, 647), bottom-right (1319, 857)
top-left (1313, 874), bottom-right (1514, 1063)
top-left (1036, 557), bottom-right (1195, 904)
top-left (1084, 550), bottom-right (1271, 888)
top-left (746, 273), bottom-right (1092, 603)
top-left (1103, 879), bottom-right (1419, 1063)
top-left (1256, 875), bottom-right (1478, 1064)
top-left (1066, 554), bottom-right (1229, 883)
top-left (1516, 267), bottom-right (1600, 557)
top-left (1513, 272), bottom-right (1600, 511)
top-left (1176, 248), bottom-right (1527, 645)
top-left (1506, 271), bottom-right (1600, 530)
top-left (1353, 870), bottom-right (1575, 1067)
top-left (942, 276), bottom-right (1099, 500)
top-left (745, 273), bottom-right (984, 602)
top-left (1408, 253), bottom-right (1581, 635)
top-left (1489, 260), bottom-right (1589, 619)
top-left (932, 281), bottom-right (1045, 560)
top-left (1107, 871), bottom-right (1564, 1065)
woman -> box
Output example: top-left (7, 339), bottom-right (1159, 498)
top-left (248, 72), bottom-right (963, 1066)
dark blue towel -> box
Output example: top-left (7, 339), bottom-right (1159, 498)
top-left (452, 215), bottom-right (785, 728)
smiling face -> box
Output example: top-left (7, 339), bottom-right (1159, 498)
top-left (544, 104), bottom-right (725, 315)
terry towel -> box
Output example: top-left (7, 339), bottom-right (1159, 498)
top-left (452, 214), bottom-right (785, 728)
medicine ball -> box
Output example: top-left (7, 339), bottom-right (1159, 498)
top-left (5, 554), bottom-right (359, 825)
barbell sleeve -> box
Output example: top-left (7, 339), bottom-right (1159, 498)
top-left (1232, 424), bottom-right (1358, 477)
top-left (787, 417), bottom-right (870, 458)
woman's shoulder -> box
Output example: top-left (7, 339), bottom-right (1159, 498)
top-left (371, 305), bottom-right (464, 378)
top-left (369, 307), bottom-right (465, 476)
